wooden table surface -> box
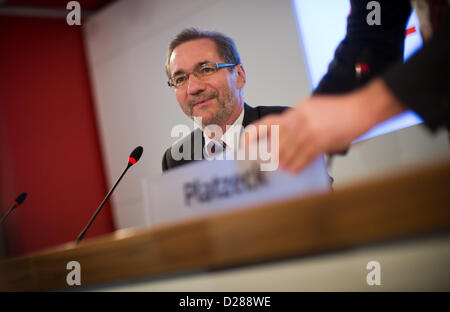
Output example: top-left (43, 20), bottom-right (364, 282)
top-left (1, 160), bottom-right (449, 291)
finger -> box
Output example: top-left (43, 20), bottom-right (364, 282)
top-left (287, 144), bottom-right (317, 173)
top-left (277, 129), bottom-right (296, 167)
top-left (276, 118), bottom-right (308, 169)
top-left (278, 131), bottom-right (306, 170)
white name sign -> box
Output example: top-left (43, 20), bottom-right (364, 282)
top-left (145, 157), bottom-right (331, 227)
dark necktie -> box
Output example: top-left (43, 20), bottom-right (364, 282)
top-left (208, 140), bottom-right (226, 156)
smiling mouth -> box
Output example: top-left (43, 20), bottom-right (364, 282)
top-left (193, 98), bottom-right (213, 107)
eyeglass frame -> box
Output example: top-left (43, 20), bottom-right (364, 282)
top-left (167, 62), bottom-right (237, 88)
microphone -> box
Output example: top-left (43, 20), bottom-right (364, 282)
top-left (76, 146), bottom-right (144, 244)
top-left (0, 192), bottom-right (27, 226)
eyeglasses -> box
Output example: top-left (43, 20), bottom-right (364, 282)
top-left (168, 62), bottom-right (236, 89)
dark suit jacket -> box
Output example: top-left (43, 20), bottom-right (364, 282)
top-left (162, 103), bottom-right (288, 172)
top-left (314, 0), bottom-right (450, 131)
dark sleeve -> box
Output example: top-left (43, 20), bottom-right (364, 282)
top-left (382, 7), bottom-right (450, 131)
top-left (258, 106), bottom-right (290, 117)
top-left (314, 0), bottom-right (412, 95)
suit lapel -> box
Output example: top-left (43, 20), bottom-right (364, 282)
top-left (242, 103), bottom-right (259, 127)
top-left (189, 127), bottom-right (205, 161)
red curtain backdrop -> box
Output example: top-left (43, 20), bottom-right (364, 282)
top-left (0, 16), bottom-right (115, 257)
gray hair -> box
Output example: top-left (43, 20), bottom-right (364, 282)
top-left (165, 28), bottom-right (241, 79)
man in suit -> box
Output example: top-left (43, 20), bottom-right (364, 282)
top-left (162, 28), bottom-right (287, 172)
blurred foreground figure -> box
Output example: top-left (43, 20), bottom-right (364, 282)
top-left (246, 0), bottom-right (450, 173)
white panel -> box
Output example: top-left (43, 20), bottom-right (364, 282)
top-left (330, 125), bottom-right (450, 188)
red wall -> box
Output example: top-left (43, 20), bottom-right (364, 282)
top-left (0, 16), bottom-right (115, 257)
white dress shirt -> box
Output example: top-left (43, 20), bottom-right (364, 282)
top-left (203, 108), bottom-right (245, 159)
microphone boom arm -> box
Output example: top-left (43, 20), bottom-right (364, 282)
top-left (0, 206), bottom-right (15, 226)
top-left (75, 164), bottom-right (131, 244)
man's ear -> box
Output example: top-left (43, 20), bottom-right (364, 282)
top-left (235, 64), bottom-right (246, 89)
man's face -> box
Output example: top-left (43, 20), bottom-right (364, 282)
top-left (169, 38), bottom-right (245, 127)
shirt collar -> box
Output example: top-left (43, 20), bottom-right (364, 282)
top-left (203, 107), bottom-right (245, 154)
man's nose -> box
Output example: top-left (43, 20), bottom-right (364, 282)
top-left (187, 74), bottom-right (206, 95)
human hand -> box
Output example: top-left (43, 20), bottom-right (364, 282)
top-left (242, 79), bottom-right (406, 173)
top-left (243, 95), bottom-right (362, 173)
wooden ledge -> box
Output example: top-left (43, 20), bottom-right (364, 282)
top-left (1, 160), bottom-right (449, 291)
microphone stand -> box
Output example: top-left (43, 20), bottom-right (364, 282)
top-left (76, 163), bottom-right (132, 244)
top-left (0, 205), bottom-right (16, 226)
